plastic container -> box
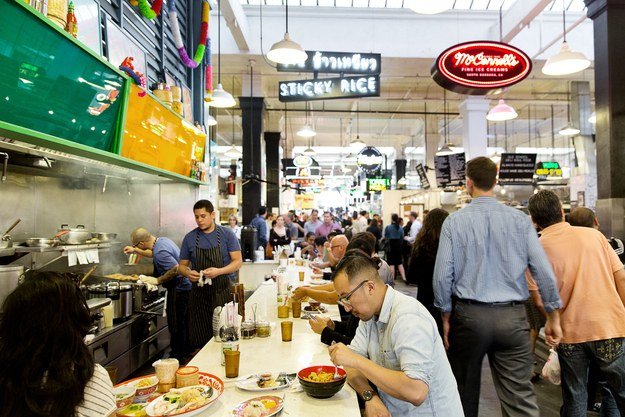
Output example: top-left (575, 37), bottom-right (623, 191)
top-left (256, 321), bottom-right (271, 338)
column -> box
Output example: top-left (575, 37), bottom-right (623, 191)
top-left (570, 81), bottom-right (597, 210)
top-left (425, 119), bottom-right (439, 188)
top-left (459, 96), bottom-right (490, 160)
top-left (395, 159), bottom-right (407, 188)
top-left (239, 97), bottom-right (265, 225)
top-left (265, 132), bottom-right (281, 213)
top-left (584, 0), bottom-right (625, 237)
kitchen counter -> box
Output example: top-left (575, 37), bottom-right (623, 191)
top-left (188, 280), bottom-right (360, 417)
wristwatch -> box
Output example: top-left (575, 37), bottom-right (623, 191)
top-left (362, 389), bottom-right (376, 402)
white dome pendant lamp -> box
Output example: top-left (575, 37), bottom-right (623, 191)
top-left (542, 0), bottom-right (590, 76)
top-left (209, 0), bottom-right (236, 108)
top-left (267, 2), bottom-right (307, 65)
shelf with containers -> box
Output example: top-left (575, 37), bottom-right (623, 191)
top-left (0, 0), bottom-right (208, 185)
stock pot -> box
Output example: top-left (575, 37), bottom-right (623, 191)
top-left (88, 282), bottom-right (133, 321)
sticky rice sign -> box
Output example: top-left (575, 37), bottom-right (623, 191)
top-left (431, 41), bottom-right (532, 95)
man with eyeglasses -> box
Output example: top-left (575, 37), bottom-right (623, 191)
top-left (328, 250), bottom-right (463, 417)
top-left (123, 227), bottom-right (191, 361)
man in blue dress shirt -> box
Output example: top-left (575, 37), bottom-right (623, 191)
top-left (249, 206), bottom-right (268, 249)
top-left (433, 156), bottom-right (563, 417)
top-left (329, 250), bottom-right (463, 417)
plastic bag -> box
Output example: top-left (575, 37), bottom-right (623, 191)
top-left (541, 348), bottom-right (561, 385)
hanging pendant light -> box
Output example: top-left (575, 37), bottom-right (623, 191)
top-left (224, 145), bottom-right (242, 158)
top-left (397, 176), bottom-right (408, 185)
top-left (349, 104), bottom-right (365, 149)
top-left (436, 143), bottom-right (456, 156)
top-left (297, 124), bottom-right (316, 137)
top-left (267, 2), bottom-right (307, 65)
top-left (405, 0), bottom-right (453, 14)
top-left (205, 113), bottom-right (217, 127)
top-left (559, 123), bottom-right (580, 136)
top-left (211, 84), bottom-right (236, 108)
top-left (297, 102), bottom-right (316, 137)
top-left (209, 0), bottom-right (235, 108)
top-left (487, 98), bottom-right (518, 122)
top-left (542, 1), bottom-right (590, 76)
top-left (559, 88), bottom-right (580, 136)
top-left (301, 139), bottom-right (316, 156)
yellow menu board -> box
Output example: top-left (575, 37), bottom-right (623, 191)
top-left (121, 84), bottom-right (205, 177)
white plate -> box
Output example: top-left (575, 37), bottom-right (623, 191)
top-left (235, 372), bottom-right (295, 392)
top-left (309, 279), bottom-right (326, 285)
top-left (231, 395), bottom-right (284, 417)
top-left (144, 375), bottom-right (224, 416)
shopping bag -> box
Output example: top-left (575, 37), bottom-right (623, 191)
top-left (541, 348), bottom-right (561, 385)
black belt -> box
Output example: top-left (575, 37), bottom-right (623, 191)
top-left (454, 297), bottom-right (526, 307)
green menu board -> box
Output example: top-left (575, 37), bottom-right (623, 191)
top-left (0, 1), bottom-right (126, 152)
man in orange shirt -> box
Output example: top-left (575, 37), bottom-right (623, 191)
top-left (528, 190), bottom-right (625, 416)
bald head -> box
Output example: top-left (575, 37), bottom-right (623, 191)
top-left (130, 227), bottom-right (152, 246)
top-left (330, 234), bottom-right (349, 262)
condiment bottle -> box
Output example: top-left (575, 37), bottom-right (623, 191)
top-left (65, 1), bottom-right (78, 38)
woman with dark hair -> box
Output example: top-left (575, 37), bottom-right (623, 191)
top-left (366, 218), bottom-right (382, 250)
top-left (0, 271), bottom-right (116, 417)
top-left (407, 208), bottom-right (449, 335)
top-left (383, 213), bottom-right (406, 282)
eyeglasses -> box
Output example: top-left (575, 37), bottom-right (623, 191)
top-left (330, 244), bottom-right (345, 249)
top-left (337, 280), bottom-right (370, 307)
top-left (132, 241), bottom-right (143, 248)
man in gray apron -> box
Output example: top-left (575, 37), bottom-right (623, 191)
top-left (179, 200), bottom-right (242, 349)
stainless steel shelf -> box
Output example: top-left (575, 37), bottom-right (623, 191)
top-left (14, 242), bottom-right (120, 253)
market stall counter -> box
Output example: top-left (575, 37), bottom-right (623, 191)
top-left (187, 280), bottom-right (360, 417)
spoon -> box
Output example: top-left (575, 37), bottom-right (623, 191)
top-left (333, 364), bottom-right (340, 380)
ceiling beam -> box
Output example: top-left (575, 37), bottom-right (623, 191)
top-left (489, 0), bottom-right (552, 43)
top-left (221, 0), bottom-right (251, 51)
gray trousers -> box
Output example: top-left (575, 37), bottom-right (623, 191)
top-left (448, 300), bottom-right (539, 417)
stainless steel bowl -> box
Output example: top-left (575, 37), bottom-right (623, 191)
top-left (26, 238), bottom-right (60, 248)
top-left (91, 232), bottom-right (117, 242)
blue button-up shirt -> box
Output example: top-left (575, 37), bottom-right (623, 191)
top-left (250, 215), bottom-right (267, 246)
top-left (349, 286), bottom-right (463, 416)
top-left (433, 196), bottom-right (562, 313)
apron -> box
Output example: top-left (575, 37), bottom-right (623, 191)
top-left (188, 226), bottom-right (232, 347)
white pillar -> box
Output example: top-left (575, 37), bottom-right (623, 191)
top-left (459, 96), bottom-right (490, 160)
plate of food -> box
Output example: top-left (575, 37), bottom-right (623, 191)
top-left (310, 272), bottom-right (324, 280)
top-left (232, 395), bottom-right (284, 417)
top-left (309, 278), bottom-right (326, 285)
top-left (145, 384), bottom-right (219, 416)
top-left (235, 372), bottom-right (296, 392)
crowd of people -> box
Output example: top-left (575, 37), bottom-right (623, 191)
top-left (3, 156), bottom-right (625, 417)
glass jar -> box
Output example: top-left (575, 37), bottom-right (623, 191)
top-left (256, 321), bottom-right (271, 338)
top-left (241, 321), bottom-right (256, 339)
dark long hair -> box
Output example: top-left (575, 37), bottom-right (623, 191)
top-left (391, 213), bottom-right (400, 229)
top-left (0, 271), bottom-right (95, 417)
top-left (411, 208), bottom-right (449, 262)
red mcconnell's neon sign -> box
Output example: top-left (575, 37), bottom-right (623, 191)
top-left (431, 41), bottom-right (532, 95)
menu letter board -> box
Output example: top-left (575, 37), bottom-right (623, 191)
top-left (415, 163), bottom-right (431, 189)
top-left (498, 153), bottom-right (537, 185)
top-left (434, 153), bottom-right (466, 188)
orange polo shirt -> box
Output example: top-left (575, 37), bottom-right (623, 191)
top-left (538, 222), bottom-right (625, 344)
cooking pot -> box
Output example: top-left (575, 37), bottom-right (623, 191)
top-left (91, 232), bottom-right (117, 242)
top-left (88, 282), bottom-right (133, 321)
top-left (0, 266), bottom-right (24, 308)
top-left (57, 225), bottom-right (91, 245)
top-left (0, 235), bottom-right (11, 249)
top-left (26, 237), bottom-right (60, 247)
